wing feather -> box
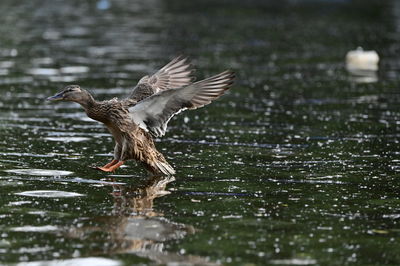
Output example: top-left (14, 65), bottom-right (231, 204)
top-left (128, 56), bottom-right (195, 102)
top-left (129, 71), bottom-right (235, 137)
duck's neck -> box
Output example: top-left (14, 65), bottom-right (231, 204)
top-left (77, 91), bottom-right (110, 124)
top-left (78, 92), bottom-right (96, 111)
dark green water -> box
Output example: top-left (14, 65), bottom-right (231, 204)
top-left (0, 0), bottom-right (399, 265)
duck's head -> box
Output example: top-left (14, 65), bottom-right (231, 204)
top-left (47, 85), bottom-right (92, 105)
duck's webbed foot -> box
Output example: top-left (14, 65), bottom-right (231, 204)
top-left (90, 159), bottom-right (117, 170)
top-left (102, 159), bottom-right (119, 169)
top-left (96, 161), bottom-right (125, 172)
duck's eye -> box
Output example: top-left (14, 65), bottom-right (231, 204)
top-left (65, 87), bottom-right (78, 93)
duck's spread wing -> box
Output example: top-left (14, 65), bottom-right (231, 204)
top-left (129, 71), bottom-right (235, 137)
top-left (127, 56), bottom-right (195, 102)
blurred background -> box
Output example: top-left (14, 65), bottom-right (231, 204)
top-left (0, 0), bottom-right (399, 265)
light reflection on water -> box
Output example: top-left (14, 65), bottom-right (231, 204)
top-left (5, 169), bottom-right (73, 176)
top-left (15, 190), bottom-right (84, 198)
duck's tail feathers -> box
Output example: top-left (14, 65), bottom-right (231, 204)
top-left (154, 160), bottom-right (176, 176)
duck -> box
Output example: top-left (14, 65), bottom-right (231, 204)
top-left (47, 56), bottom-right (235, 176)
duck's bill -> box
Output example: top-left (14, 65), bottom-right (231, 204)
top-left (46, 92), bottom-right (64, 101)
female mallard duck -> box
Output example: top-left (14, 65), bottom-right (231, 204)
top-left (47, 56), bottom-right (235, 176)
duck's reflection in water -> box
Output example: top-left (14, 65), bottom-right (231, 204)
top-left (107, 176), bottom-right (194, 252)
top-left (68, 176), bottom-right (215, 265)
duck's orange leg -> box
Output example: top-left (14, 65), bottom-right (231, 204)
top-left (102, 159), bottom-right (119, 168)
top-left (97, 161), bottom-right (125, 172)
top-left (92, 159), bottom-right (118, 170)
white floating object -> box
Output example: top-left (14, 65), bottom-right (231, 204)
top-left (346, 47), bottom-right (379, 72)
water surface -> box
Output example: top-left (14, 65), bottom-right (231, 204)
top-left (0, 0), bottom-right (400, 265)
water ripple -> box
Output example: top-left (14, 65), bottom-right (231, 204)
top-left (5, 169), bottom-right (73, 176)
top-left (44, 137), bottom-right (91, 142)
top-left (15, 190), bottom-right (84, 198)
top-left (10, 225), bottom-right (58, 232)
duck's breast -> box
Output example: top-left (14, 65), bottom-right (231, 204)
top-left (105, 125), bottom-right (121, 145)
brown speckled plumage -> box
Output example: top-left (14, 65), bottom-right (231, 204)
top-left (47, 56), bottom-right (235, 176)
